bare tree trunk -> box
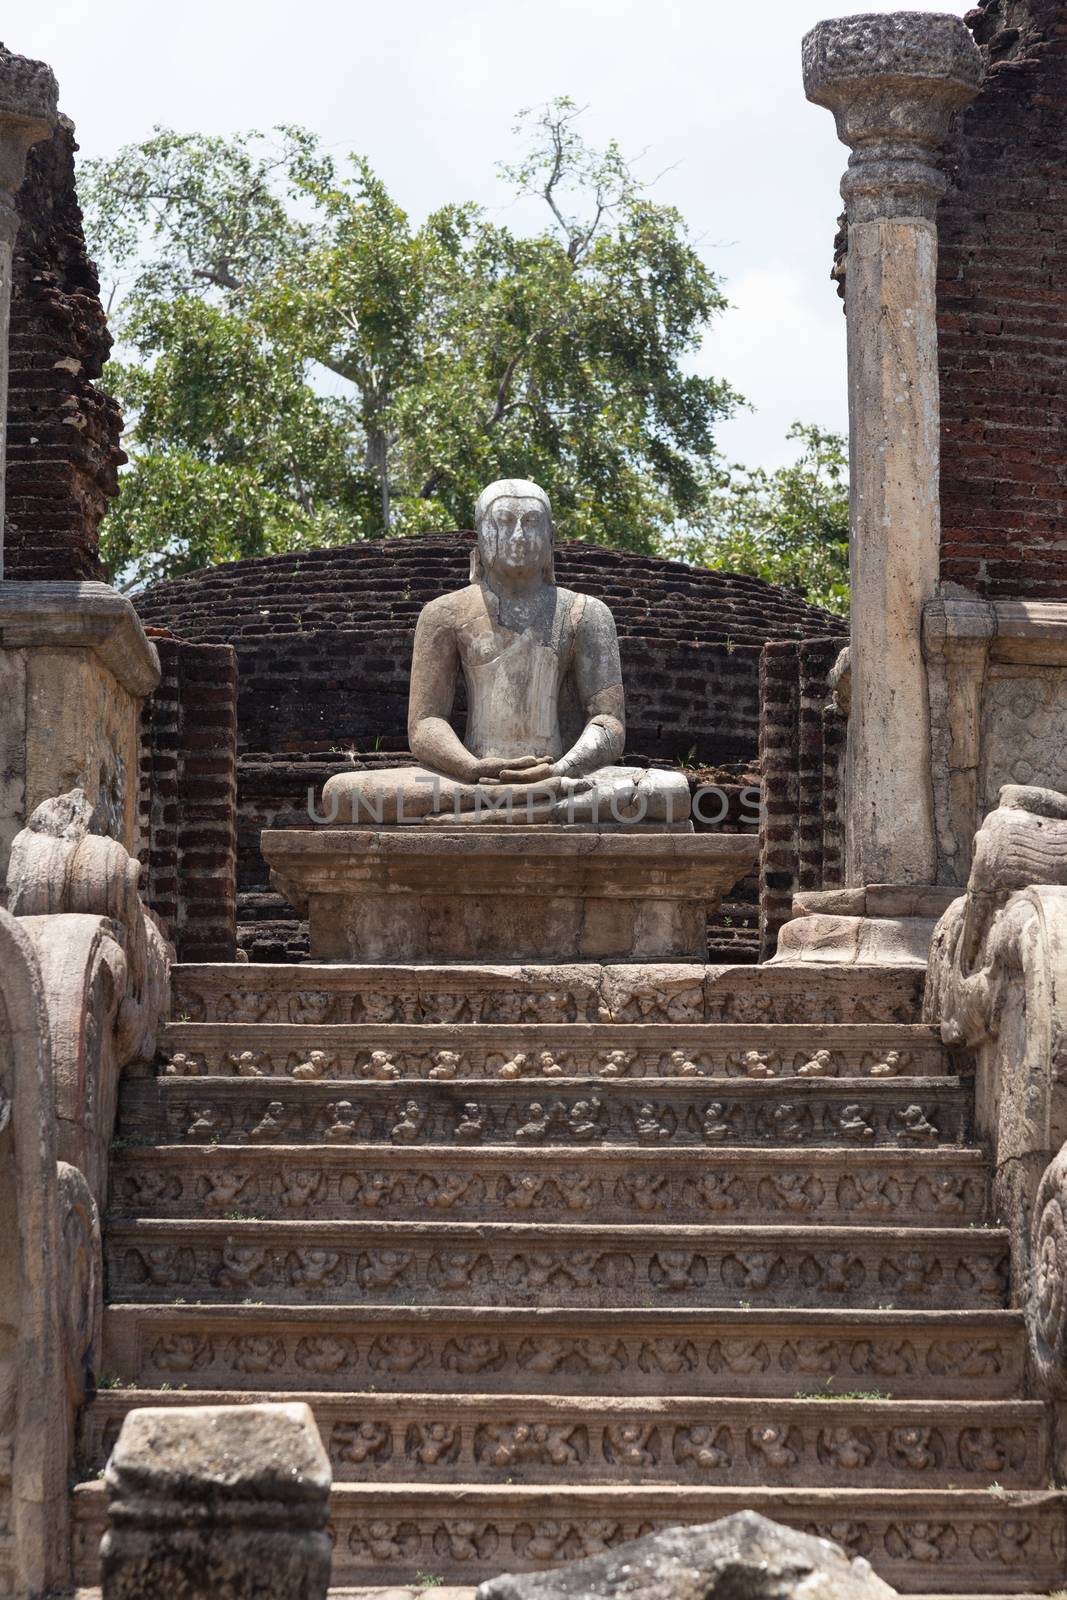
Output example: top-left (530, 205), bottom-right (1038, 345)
top-left (379, 435), bottom-right (391, 533)
top-left (365, 426), bottom-right (391, 534)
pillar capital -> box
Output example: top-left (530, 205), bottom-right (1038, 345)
top-left (803, 12), bottom-right (982, 220)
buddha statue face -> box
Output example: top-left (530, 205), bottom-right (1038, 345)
top-left (472, 478), bottom-right (555, 586)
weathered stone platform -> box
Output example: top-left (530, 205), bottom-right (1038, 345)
top-left (262, 829), bottom-right (757, 963)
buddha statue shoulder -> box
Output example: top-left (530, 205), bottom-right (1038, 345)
top-left (322, 478), bottom-right (690, 827)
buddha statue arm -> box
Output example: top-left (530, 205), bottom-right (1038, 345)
top-left (555, 597), bottom-right (625, 776)
top-left (407, 604), bottom-right (480, 781)
top-left (554, 686), bottom-right (625, 778)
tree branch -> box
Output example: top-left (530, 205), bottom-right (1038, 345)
top-left (483, 348), bottom-right (525, 430)
top-left (192, 263), bottom-right (243, 291)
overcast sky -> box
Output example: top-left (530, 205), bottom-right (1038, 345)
top-left (12, 0), bottom-right (966, 471)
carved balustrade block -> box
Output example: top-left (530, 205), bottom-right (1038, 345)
top-left (925, 786), bottom-right (1067, 1363)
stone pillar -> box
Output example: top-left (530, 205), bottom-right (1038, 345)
top-left (803, 14), bottom-right (982, 888)
top-left (101, 1403), bottom-right (332, 1600)
top-left (0, 48), bottom-right (58, 578)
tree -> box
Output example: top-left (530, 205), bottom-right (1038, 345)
top-left (80, 103), bottom-right (741, 587)
top-left (668, 422), bottom-right (850, 614)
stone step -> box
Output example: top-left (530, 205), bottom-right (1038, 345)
top-left (102, 1305), bottom-right (1025, 1398)
top-left (103, 1220), bottom-right (1009, 1309)
top-left (117, 1076), bottom-right (970, 1149)
top-left (108, 1145), bottom-right (990, 1226)
top-left (158, 1021), bottom-right (946, 1082)
top-left (69, 1482), bottom-right (1067, 1592)
top-left (80, 1389), bottom-right (1048, 1490)
top-left (171, 961), bottom-right (925, 1027)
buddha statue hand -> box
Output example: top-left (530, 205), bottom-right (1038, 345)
top-left (484, 756), bottom-right (560, 788)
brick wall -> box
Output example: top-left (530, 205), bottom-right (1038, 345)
top-left (796, 638), bottom-right (847, 892)
top-left (5, 115), bottom-right (122, 581)
top-left (139, 637), bottom-right (238, 961)
top-left (134, 535), bottom-right (841, 768)
top-left (938, 0), bottom-right (1067, 597)
top-left (757, 637), bottom-right (847, 958)
top-left (758, 644), bottom-right (801, 959)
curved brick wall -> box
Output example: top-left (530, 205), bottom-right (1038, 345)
top-left (135, 534), bottom-right (842, 768)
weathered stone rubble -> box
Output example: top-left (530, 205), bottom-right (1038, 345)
top-left (476, 1512), bottom-right (895, 1599)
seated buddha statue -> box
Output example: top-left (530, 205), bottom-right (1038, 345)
top-left (321, 478), bottom-right (690, 827)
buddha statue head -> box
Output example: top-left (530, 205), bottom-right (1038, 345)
top-left (471, 477), bottom-right (555, 586)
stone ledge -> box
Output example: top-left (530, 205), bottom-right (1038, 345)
top-left (0, 580), bottom-right (160, 694)
top-left (925, 595), bottom-right (1067, 665)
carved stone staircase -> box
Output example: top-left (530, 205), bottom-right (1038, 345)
top-left (71, 960), bottom-right (1067, 1593)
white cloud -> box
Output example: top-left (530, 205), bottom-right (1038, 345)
top-left (707, 265), bottom-right (848, 470)
top-left (7, 0), bottom-right (964, 471)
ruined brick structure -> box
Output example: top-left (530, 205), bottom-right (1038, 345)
top-left (939, 0), bottom-right (1067, 595)
top-left (134, 537), bottom-right (840, 960)
top-left (5, 116), bottom-right (121, 581)
top-left (138, 636), bottom-right (238, 962)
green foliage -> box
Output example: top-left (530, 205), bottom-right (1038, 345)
top-left (81, 103), bottom-right (742, 587)
top-left (669, 422), bottom-right (850, 614)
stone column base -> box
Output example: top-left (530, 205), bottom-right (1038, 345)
top-left (261, 828), bottom-right (758, 964)
top-left (769, 884), bottom-right (959, 968)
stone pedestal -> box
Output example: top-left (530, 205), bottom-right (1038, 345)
top-left (263, 828), bottom-right (758, 963)
top-left (0, 583), bottom-right (160, 879)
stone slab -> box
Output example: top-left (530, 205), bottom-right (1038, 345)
top-left (100, 1304), bottom-right (1029, 1399)
top-left (82, 1390), bottom-right (1047, 1490)
top-left (170, 961), bottom-right (926, 1027)
top-left (261, 829), bottom-right (757, 963)
top-left (102, 1218), bottom-right (1010, 1310)
top-left (475, 1510), bottom-right (897, 1599)
top-left (108, 1144), bottom-right (988, 1226)
top-left (71, 1482), bottom-right (1067, 1592)
top-left (771, 916), bottom-right (939, 969)
top-left (793, 887), bottom-right (959, 921)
